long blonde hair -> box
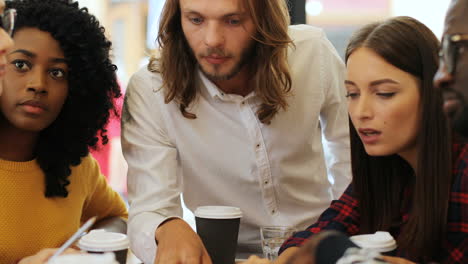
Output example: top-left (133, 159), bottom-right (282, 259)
top-left (150, 0), bottom-right (293, 124)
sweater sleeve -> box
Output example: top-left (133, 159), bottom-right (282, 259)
top-left (81, 155), bottom-right (128, 222)
top-left (279, 184), bottom-right (360, 254)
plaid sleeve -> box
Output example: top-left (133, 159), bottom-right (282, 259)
top-left (444, 142), bottom-right (468, 264)
top-left (279, 184), bottom-right (360, 254)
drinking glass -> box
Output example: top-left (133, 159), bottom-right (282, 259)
top-left (260, 226), bottom-right (296, 261)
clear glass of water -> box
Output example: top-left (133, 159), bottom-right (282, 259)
top-left (260, 226), bottom-right (296, 261)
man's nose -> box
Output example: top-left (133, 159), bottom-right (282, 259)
top-left (204, 22), bottom-right (224, 48)
top-left (434, 60), bottom-right (454, 90)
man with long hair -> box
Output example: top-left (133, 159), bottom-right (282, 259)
top-left (435, 0), bottom-right (468, 137)
top-left (122, 0), bottom-right (350, 263)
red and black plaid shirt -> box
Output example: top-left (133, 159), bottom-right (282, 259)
top-left (280, 142), bottom-right (468, 263)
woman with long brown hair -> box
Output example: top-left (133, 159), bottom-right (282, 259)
top-left (245, 16), bottom-right (467, 264)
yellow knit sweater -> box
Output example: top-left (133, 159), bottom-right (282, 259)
top-left (0, 155), bottom-right (128, 263)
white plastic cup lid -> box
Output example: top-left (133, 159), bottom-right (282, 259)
top-left (194, 206), bottom-right (243, 219)
top-left (350, 231), bottom-right (397, 253)
top-left (77, 229), bottom-right (129, 252)
top-left (47, 252), bottom-right (118, 264)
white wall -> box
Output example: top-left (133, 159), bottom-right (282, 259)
top-left (391, 0), bottom-right (451, 38)
top-left (77, 0), bottom-right (106, 20)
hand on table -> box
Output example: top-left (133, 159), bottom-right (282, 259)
top-left (18, 248), bottom-right (80, 264)
top-left (240, 255), bottom-right (272, 264)
top-left (381, 256), bottom-right (416, 264)
top-left (154, 218), bottom-right (212, 264)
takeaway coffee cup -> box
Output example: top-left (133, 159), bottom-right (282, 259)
top-left (47, 252), bottom-right (118, 264)
top-left (77, 229), bottom-right (129, 264)
top-left (350, 231), bottom-right (397, 254)
top-left (195, 206), bottom-right (243, 264)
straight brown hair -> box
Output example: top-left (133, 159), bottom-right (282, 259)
top-left (150, 0), bottom-right (293, 124)
top-left (345, 16), bottom-right (452, 262)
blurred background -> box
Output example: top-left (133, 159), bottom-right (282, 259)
top-left (77, 0), bottom-right (452, 225)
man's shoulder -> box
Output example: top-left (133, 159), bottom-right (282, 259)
top-left (286, 24), bottom-right (342, 66)
top-left (451, 141), bottom-right (468, 190)
top-left (130, 65), bottom-right (163, 85)
top-left (127, 65), bottom-right (165, 98)
top-left (288, 24), bottom-right (326, 44)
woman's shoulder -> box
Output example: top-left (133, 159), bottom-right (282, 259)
top-left (69, 154), bottom-right (103, 185)
top-left (71, 154), bottom-right (99, 171)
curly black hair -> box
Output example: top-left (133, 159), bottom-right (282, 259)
top-left (7, 0), bottom-right (121, 197)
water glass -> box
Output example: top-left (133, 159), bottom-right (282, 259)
top-left (260, 226), bottom-right (296, 261)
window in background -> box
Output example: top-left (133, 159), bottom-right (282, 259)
top-left (147, 0), bottom-right (166, 49)
top-left (306, 0), bottom-right (391, 58)
top-left (305, 0), bottom-right (451, 59)
top-left (391, 0), bottom-right (450, 38)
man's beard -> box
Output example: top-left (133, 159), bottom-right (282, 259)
top-left (198, 43), bottom-right (255, 82)
top-left (453, 105), bottom-right (468, 138)
top-left (443, 85), bottom-right (468, 138)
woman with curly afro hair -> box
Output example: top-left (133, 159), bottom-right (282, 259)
top-left (0, 0), bottom-right (128, 263)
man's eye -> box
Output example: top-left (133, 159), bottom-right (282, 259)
top-left (190, 17), bottom-right (203, 25)
top-left (227, 19), bottom-right (241, 25)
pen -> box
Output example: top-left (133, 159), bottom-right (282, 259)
top-left (47, 216), bottom-right (97, 263)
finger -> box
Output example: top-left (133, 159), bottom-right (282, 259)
top-left (154, 253), bottom-right (161, 264)
top-left (182, 255), bottom-right (203, 264)
top-left (247, 255), bottom-right (262, 260)
top-left (62, 248), bottom-right (81, 255)
top-left (381, 256), bottom-right (415, 264)
top-left (154, 255), bottom-right (164, 264)
top-left (201, 251), bottom-right (212, 264)
top-left (154, 254), bottom-right (180, 264)
top-left (37, 248), bottom-right (59, 260)
top-left (243, 255), bottom-right (271, 264)
top-left (18, 249), bottom-right (57, 264)
top-left (69, 244), bottom-right (81, 250)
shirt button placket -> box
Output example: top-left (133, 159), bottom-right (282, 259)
top-left (246, 103), bottom-right (277, 217)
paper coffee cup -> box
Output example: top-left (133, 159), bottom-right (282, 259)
top-left (350, 231), bottom-right (397, 253)
top-left (195, 206), bottom-right (242, 264)
top-left (47, 252), bottom-right (117, 264)
top-left (77, 229), bottom-right (129, 264)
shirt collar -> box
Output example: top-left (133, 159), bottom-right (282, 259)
top-left (197, 68), bottom-right (256, 102)
top-left (198, 68), bottom-right (224, 99)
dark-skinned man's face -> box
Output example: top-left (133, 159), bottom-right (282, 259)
top-left (434, 0), bottom-right (468, 136)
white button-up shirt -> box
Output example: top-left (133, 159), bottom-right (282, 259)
top-left (122, 25), bottom-right (350, 264)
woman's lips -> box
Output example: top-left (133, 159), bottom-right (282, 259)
top-left (20, 100), bottom-right (48, 115)
top-left (358, 128), bottom-right (382, 144)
